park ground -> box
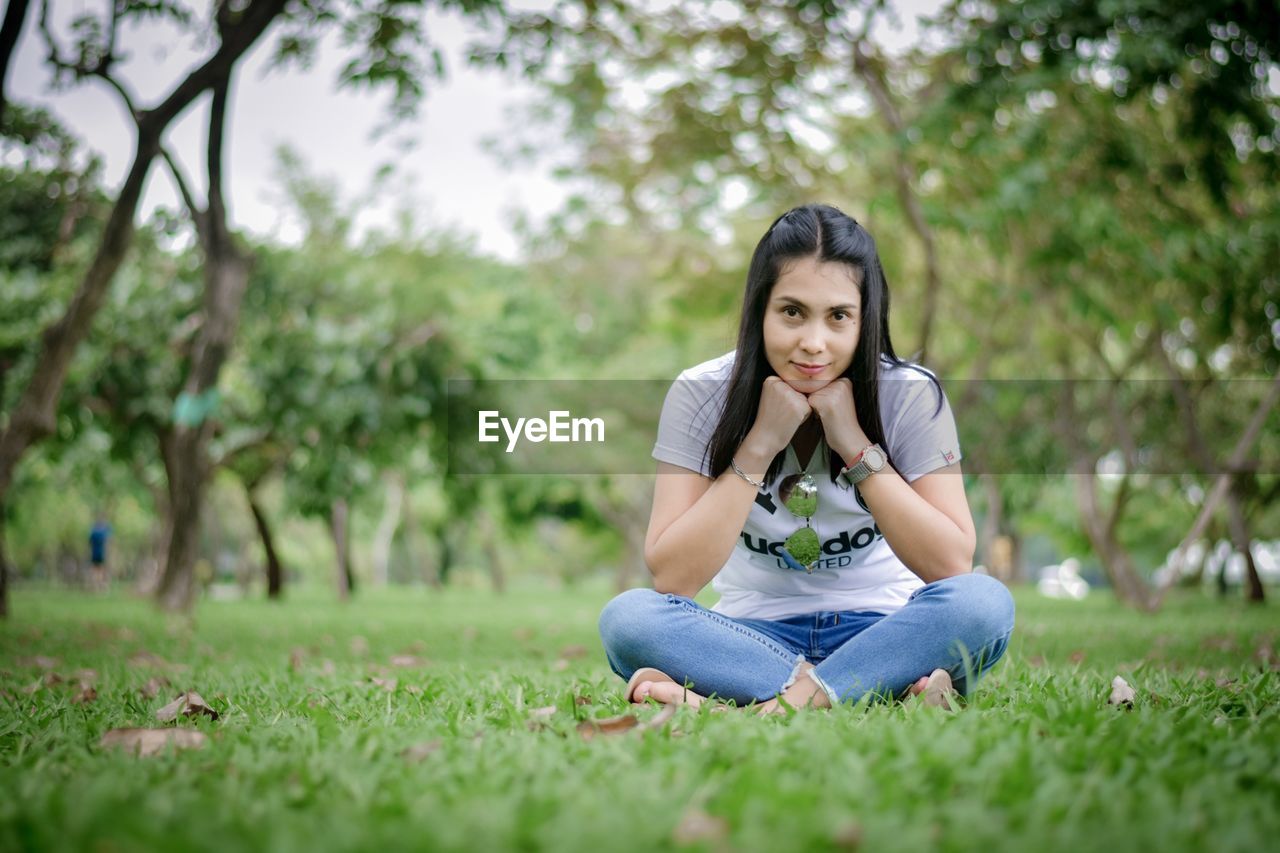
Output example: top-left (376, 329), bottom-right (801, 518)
top-left (0, 583), bottom-right (1277, 852)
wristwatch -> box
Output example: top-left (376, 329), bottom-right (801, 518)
top-left (839, 444), bottom-right (886, 486)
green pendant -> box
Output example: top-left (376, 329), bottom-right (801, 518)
top-left (782, 526), bottom-right (821, 572)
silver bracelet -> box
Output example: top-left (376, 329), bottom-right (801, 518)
top-left (730, 457), bottom-right (765, 489)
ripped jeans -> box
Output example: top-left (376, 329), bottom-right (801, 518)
top-left (598, 573), bottom-right (1015, 706)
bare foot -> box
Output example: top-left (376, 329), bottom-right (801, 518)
top-left (632, 679), bottom-right (709, 708)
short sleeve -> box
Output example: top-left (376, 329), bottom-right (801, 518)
top-left (885, 375), bottom-right (963, 483)
top-left (651, 375), bottom-right (721, 477)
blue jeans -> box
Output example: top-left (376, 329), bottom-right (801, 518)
top-left (598, 573), bottom-right (1015, 706)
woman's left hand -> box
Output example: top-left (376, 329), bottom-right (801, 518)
top-left (806, 378), bottom-right (871, 466)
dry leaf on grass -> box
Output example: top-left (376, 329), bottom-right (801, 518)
top-left (370, 677), bottom-right (398, 692)
top-left (139, 676), bottom-right (171, 700)
top-left (672, 808), bottom-right (729, 845)
top-left (18, 655), bottom-right (60, 670)
top-left (528, 705), bottom-right (558, 719)
top-left (550, 659), bottom-right (570, 672)
top-left (401, 740), bottom-right (442, 763)
top-left (349, 636), bottom-right (370, 657)
top-left (289, 648), bottom-right (306, 672)
top-left (156, 691), bottom-right (220, 722)
top-left (638, 703), bottom-right (678, 731)
top-left (558, 644), bottom-right (588, 660)
top-left (389, 655), bottom-right (427, 668)
top-left (72, 685), bottom-right (98, 704)
top-left (1068, 650), bottom-right (1087, 664)
top-left (831, 821), bottom-right (864, 850)
top-left (99, 728), bottom-right (207, 757)
top-left (1108, 675), bottom-right (1136, 708)
top-left (576, 712), bottom-right (639, 740)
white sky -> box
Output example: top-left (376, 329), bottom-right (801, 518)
top-left (8, 0), bottom-right (942, 262)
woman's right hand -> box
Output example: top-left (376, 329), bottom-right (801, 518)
top-left (742, 376), bottom-right (813, 460)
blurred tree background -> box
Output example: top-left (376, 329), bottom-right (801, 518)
top-left (1, 0), bottom-right (1276, 615)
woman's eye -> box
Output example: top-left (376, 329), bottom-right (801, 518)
top-left (833, 311), bottom-right (848, 321)
top-left (783, 306), bottom-right (801, 318)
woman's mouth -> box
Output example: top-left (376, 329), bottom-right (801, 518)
top-left (793, 363), bottom-right (827, 376)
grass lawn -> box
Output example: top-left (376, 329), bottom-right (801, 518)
top-left (1, 582), bottom-right (1276, 852)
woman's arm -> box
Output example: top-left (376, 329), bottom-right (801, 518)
top-left (852, 461), bottom-right (976, 582)
top-left (809, 378), bottom-right (975, 583)
top-left (643, 438), bottom-right (776, 598)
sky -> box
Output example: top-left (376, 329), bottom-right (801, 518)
top-left (9, 0), bottom-right (943, 262)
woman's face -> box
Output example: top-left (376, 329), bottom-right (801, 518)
top-left (762, 255), bottom-right (862, 395)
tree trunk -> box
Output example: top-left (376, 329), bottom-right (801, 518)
top-left (153, 77), bottom-right (254, 612)
top-left (370, 473), bottom-right (404, 586)
top-left (476, 508), bottom-right (507, 594)
top-left (0, 499), bottom-right (9, 618)
top-left (329, 498), bottom-right (354, 601)
top-left (0, 0), bottom-right (288, 616)
top-left (1225, 484), bottom-right (1264, 603)
top-left (852, 42), bottom-right (942, 362)
top-left (1073, 467), bottom-right (1154, 609)
top-left (401, 486), bottom-right (441, 588)
top-left (0, 0), bottom-right (33, 127)
top-left (247, 488), bottom-right (282, 599)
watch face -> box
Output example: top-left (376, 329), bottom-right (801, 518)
top-left (865, 446), bottom-right (887, 470)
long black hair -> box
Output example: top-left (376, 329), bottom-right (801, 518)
top-left (704, 203), bottom-right (942, 488)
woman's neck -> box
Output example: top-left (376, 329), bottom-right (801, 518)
top-left (792, 418), bottom-right (823, 470)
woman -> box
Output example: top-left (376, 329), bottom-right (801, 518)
top-left (598, 204), bottom-right (1014, 712)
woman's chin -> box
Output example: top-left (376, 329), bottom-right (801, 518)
top-left (785, 375), bottom-right (832, 394)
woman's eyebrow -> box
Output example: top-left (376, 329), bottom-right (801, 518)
top-left (772, 295), bottom-right (859, 312)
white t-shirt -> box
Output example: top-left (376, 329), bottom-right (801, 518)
top-left (651, 350), bottom-right (964, 619)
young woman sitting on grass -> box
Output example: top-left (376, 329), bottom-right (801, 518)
top-left (598, 203), bottom-right (1015, 713)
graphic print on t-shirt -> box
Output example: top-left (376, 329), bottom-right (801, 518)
top-left (741, 524), bottom-right (884, 573)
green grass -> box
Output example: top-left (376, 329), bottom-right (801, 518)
top-left (1, 583), bottom-right (1277, 852)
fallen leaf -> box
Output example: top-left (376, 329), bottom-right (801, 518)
top-left (317, 659), bottom-right (337, 676)
top-left (72, 668), bottom-right (98, 684)
top-left (156, 691), bottom-right (220, 722)
top-left (371, 677), bottom-right (398, 692)
top-left (389, 655), bottom-right (427, 668)
top-left (1068, 650), bottom-right (1087, 664)
top-left (22, 672), bottom-right (62, 693)
top-left (528, 705), bottom-right (558, 719)
top-left (99, 728), bottom-right (207, 757)
top-left (401, 740), bottom-right (442, 763)
top-left (402, 640), bottom-right (427, 654)
top-left (1108, 675), bottom-right (1136, 708)
top-left (574, 695), bottom-right (592, 706)
top-left (289, 648), bottom-right (306, 672)
top-left (128, 651), bottom-right (168, 668)
top-left (551, 659), bottom-right (570, 672)
top-left (672, 808), bottom-right (729, 845)
top-left (18, 655), bottom-right (59, 670)
top-left (139, 676), bottom-right (172, 700)
top-left (577, 712), bottom-right (639, 740)
top-left (72, 685), bottom-right (98, 704)
top-left (637, 703), bottom-right (678, 732)
top-left (1255, 642), bottom-right (1277, 669)
top-left (832, 821), bottom-right (864, 850)
top-left (558, 644), bottom-right (588, 660)
top-left (1202, 635), bottom-right (1236, 653)
top-left (349, 636), bottom-right (370, 657)
top-left (405, 685), bottom-right (424, 696)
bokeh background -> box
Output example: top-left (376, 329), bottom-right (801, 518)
top-left (1, 0), bottom-right (1277, 615)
